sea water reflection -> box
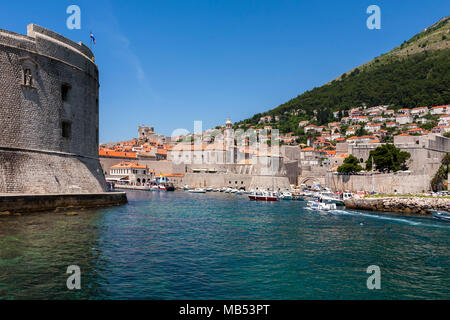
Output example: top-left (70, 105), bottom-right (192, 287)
top-left (0, 190), bottom-right (448, 299)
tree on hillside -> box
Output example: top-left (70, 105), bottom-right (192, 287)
top-left (365, 144), bottom-right (411, 172)
top-left (356, 127), bottom-right (370, 137)
top-left (337, 155), bottom-right (363, 174)
top-left (431, 154), bottom-right (450, 191)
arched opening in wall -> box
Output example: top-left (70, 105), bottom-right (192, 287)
top-left (142, 179), bottom-right (146, 184)
top-left (137, 178), bottom-right (141, 184)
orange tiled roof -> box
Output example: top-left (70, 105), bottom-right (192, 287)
top-left (99, 150), bottom-right (137, 158)
top-left (111, 162), bottom-right (147, 169)
top-left (431, 105), bottom-right (449, 109)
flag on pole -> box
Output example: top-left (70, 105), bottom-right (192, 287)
top-left (90, 32), bottom-right (96, 45)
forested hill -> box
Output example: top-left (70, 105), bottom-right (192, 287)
top-left (238, 16), bottom-right (450, 131)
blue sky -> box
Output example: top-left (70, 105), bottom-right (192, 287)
top-left (1, 1), bottom-right (449, 142)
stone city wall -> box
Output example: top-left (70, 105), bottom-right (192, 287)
top-left (0, 24), bottom-right (106, 194)
top-left (326, 172), bottom-right (432, 194)
top-left (182, 173), bottom-right (290, 190)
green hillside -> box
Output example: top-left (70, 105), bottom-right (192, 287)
top-left (238, 16), bottom-right (450, 134)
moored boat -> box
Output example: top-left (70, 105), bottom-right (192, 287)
top-left (279, 191), bottom-right (293, 200)
top-left (165, 183), bottom-right (175, 191)
top-left (188, 188), bottom-right (206, 193)
top-left (248, 191), bottom-right (279, 201)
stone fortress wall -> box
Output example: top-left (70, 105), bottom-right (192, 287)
top-left (0, 24), bottom-right (106, 194)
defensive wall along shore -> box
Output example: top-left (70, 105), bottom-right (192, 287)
top-left (0, 24), bottom-right (127, 212)
top-left (345, 197), bottom-right (450, 215)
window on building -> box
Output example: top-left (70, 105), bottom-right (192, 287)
top-left (62, 121), bottom-right (71, 138)
top-left (61, 84), bottom-right (71, 102)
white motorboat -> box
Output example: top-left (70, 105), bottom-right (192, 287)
top-left (342, 192), bottom-right (354, 201)
top-left (183, 185), bottom-right (189, 190)
top-left (279, 191), bottom-right (293, 200)
top-left (319, 191), bottom-right (345, 206)
top-left (206, 187), bottom-right (213, 192)
top-left (307, 200), bottom-right (337, 211)
top-left (225, 188), bottom-right (232, 193)
top-left (230, 188), bottom-right (238, 193)
top-left (188, 188), bottom-right (206, 193)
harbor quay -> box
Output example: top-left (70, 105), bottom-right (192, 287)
top-left (0, 192), bottom-right (127, 215)
top-left (345, 196), bottom-right (449, 215)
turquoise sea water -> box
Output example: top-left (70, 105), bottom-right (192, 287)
top-left (0, 190), bottom-right (449, 300)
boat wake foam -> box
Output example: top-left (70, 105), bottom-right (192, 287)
top-left (328, 209), bottom-right (449, 228)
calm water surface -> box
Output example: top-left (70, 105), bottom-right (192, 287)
top-left (0, 190), bottom-right (449, 299)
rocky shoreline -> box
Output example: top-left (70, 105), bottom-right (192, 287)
top-left (344, 197), bottom-right (450, 215)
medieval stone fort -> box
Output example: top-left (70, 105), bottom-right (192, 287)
top-left (0, 24), bottom-right (107, 195)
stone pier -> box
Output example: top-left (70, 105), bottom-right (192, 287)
top-left (345, 197), bottom-right (450, 215)
top-left (0, 192), bottom-right (127, 215)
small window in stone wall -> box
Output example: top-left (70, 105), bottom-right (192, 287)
top-left (62, 121), bottom-right (72, 139)
top-left (61, 84), bottom-right (71, 102)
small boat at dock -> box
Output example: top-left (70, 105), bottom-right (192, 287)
top-left (248, 191), bottom-right (279, 201)
top-left (279, 191), bottom-right (293, 200)
top-left (188, 188), bottom-right (207, 193)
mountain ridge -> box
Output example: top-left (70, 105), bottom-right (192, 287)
top-left (237, 16), bottom-right (450, 131)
